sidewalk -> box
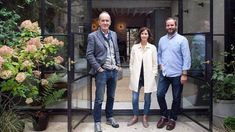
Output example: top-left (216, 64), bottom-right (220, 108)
top-left (24, 115), bottom-right (221, 132)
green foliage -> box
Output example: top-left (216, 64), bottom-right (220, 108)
top-left (0, 110), bottom-right (25, 132)
top-left (42, 88), bottom-right (66, 107)
top-left (24, 0), bottom-right (36, 4)
top-left (212, 62), bottom-right (235, 100)
top-left (33, 73), bottom-right (66, 108)
top-left (224, 116), bottom-right (235, 131)
top-left (0, 8), bottom-right (20, 46)
top-left (212, 45), bottom-right (235, 101)
top-left (0, 0), bottom-right (39, 47)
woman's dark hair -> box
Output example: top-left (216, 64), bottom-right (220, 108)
top-left (136, 27), bottom-right (153, 43)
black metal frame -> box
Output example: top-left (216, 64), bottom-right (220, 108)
top-left (37, 0), bottom-right (216, 131)
top-left (178, 0), bottom-right (213, 131)
top-left (66, 0), bottom-right (92, 131)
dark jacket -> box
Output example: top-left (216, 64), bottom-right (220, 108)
top-left (86, 29), bottom-right (120, 75)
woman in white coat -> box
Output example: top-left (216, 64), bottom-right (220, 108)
top-left (127, 27), bottom-right (158, 128)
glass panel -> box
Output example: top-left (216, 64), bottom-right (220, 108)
top-left (70, 0), bottom-right (91, 130)
top-left (183, 0), bottom-right (210, 33)
top-left (74, 34), bottom-right (88, 78)
top-left (44, 0), bottom-right (67, 34)
top-left (71, 0), bottom-right (90, 34)
top-left (213, 36), bottom-right (225, 61)
top-left (185, 34), bottom-right (206, 78)
top-left (40, 35), bottom-right (68, 72)
top-left (213, 0), bottom-right (224, 34)
top-left (126, 28), bottom-right (138, 64)
top-left (71, 76), bottom-right (91, 128)
top-left (72, 77), bottom-right (91, 110)
top-left (183, 78), bottom-right (209, 108)
top-left (182, 0), bottom-right (212, 128)
top-left (182, 77), bottom-right (210, 128)
top-left (44, 35), bottom-right (68, 109)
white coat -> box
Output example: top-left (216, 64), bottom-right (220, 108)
top-left (129, 43), bottom-right (158, 93)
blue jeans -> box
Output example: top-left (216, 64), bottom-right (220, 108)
top-left (157, 71), bottom-right (183, 121)
top-left (132, 80), bottom-right (152, 116)
top-left (93, 69), bottom-right (118, 122)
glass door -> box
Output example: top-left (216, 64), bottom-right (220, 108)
top-left (180, 0), bottom-right (212, 131)
top-left (126, 28), bottom-right (139, 65)
top-left (67, 0), bottom-right (92, 131)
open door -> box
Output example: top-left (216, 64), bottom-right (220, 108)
top-left (180, 0), bottom-right (213, 131)
top-left (67, 0), bottom-right (92, 131)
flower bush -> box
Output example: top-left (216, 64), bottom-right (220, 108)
top-left (0, 20), bottom-right (64, 104)
top-left (212, 44), bottom-right (235, 101)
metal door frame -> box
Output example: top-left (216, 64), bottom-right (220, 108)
top-left (178, 0), bottom-right (213, 131)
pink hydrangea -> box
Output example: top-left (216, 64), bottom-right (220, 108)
top-left (43, 36), bottom-right (54, 43)
top-left (15, 72), bottom-right (26, 83)
top-left (54, 56), bottom-right (64, 64)
top-left (0, 56), bottom-right (4, 69)
top-left (33, 70), bottom-right (41, 78)
top-left (25, 45), bottom-right (37, 53)
top-left (44, 36), bottom-right (64, 46)
top-left (25, 98), bottom-right (33, 104)
top-left (0, 70), bottom-right (13, 79)
top-left (0, 45), bottom-right (14, 56)
top-left (41, 79), bottom-right (49, 86)
top-left (23, 60), bottom-right (32, 67)
top-left (20, 20), bottom-right (41, 33)
top-left (20, 20), bottom-right (32, 29)
top-left (26, 37), bottom-right (42, 48)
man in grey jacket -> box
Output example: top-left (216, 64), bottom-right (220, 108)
top-left (86, 11), bottom-right (121, 132)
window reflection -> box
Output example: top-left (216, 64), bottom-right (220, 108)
top-left (191, 34), bottom-right (205, 76)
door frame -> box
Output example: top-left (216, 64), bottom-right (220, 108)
top-left (178, 0), bottom-right (213, 131)
top-left (67, 0), bottom-right (92, 132)
top-left (66, 0), bottom-right (214, 131)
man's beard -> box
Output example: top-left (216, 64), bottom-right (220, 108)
top-left (167, 28), bottom-right (176, 35)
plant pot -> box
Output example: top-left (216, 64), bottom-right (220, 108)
top-left (32, 111), bottom-right (49, 131)
top-left (213, 99), bottom-right (235, 128)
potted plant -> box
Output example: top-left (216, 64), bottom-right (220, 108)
top-left (212, 45), bottom-right (235, 128)
top-left (28, 73), bottom-right (66, 131)
top-left (0, 20), bottom-right (66, 131)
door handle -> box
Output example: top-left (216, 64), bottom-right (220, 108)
top-left (68, 58), bottom-right (76, 71)
top-left (71, 60), bottom-right (75, 64)
top-left (202, 60), bottom-right (210, 64)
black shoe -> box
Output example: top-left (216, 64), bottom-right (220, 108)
top-left (106, 117), bottom-right (119, 128)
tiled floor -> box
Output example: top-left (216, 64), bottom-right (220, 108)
top-left (24, 115), bottom-right (222, 132)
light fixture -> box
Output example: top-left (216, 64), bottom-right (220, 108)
top-left (184, 9), bottom-right (189, 14)
top-left (198, 2), bottom-right (204, 7)
top-left (117, 23), bottom-right (125, 31)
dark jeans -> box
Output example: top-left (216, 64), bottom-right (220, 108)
top-left (157, 71), bottom-right (183, 121)
top-left (93, 69), bottom-right (118, 122)
top-left (132, 88), bottom-right (151, 116)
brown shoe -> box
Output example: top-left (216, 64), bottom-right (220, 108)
top-left (142, 115), bottom-right (149, 128)
top-left (127, 116), bottom-right (138, 126)
top-left (166, 119), bottom-right (176, 130)
top-left (156, 117), bottom-right (168, 128)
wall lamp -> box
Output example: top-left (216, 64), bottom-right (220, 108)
top-left (184, 9), bottom-right (189, 14)
top-left (198, 2), bottom-right (204, 7)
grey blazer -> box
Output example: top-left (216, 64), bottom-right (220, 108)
top-left (86, 28), bottom-right (120, 75)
